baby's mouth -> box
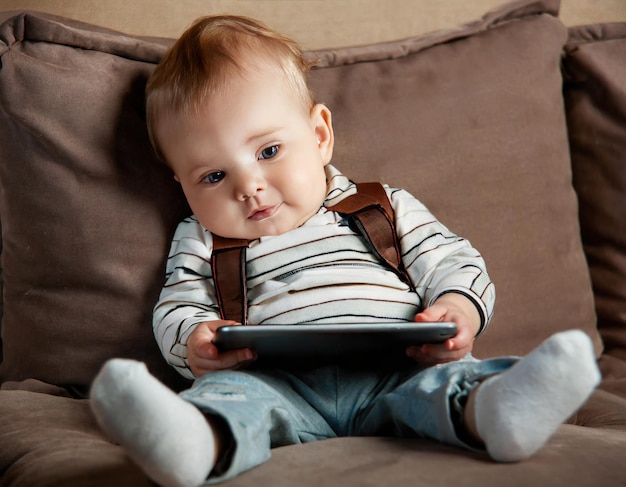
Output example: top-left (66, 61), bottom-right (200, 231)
top-left (248, 203), bottom-right (280, 221)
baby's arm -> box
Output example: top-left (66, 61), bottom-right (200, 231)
top-left (387, 187), bottom-right (493, 364)
top-left (407, 292), bottom-right (481, 365)
top-left (187, 321), bottom-right (257, 377)
top-left (153, 217), bottom-right (257, 379)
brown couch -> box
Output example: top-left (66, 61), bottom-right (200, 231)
top-left (1, 0), bottom-right (625, 485)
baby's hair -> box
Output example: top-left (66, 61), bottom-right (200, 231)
top-left (146, 15), bottom-right (317, 162)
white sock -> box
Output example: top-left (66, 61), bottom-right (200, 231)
top-left (90, 359), bottom-right (215, 487)
top-left (475, 329), bottom-right (600, 462)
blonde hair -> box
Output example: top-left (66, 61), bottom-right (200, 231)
top-left (146, 15), bottom-right (316, 161)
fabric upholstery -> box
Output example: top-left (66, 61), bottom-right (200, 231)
top-left (563, 22), bottom-right (626, 362)
top-left (0, 390), bottom-right (153, 487)
top-left (0, 0), bottom-right (600, 391)
top-left (0, 388), bottom-right (624, 487)
top-left (0, 13), bottom-right (188, 389)
top-left (0, 0), bottom-right (625, 486)
top-left (1, 0), bottom-right (625, 47)
top-left (307, 0), bottom-right (600, 359)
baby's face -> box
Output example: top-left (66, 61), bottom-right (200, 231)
top-left (157, 66), bottom-right (334, 240)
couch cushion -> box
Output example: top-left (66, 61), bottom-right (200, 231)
top-left (1, 387), bottom-right (625, 487)
top-left (0, 0), bottom-right (600, 390)
top-left (0, 390), bottom-right (153, 487)
top-left (0, 13), bottom-right (189, 389)
top-left (563, 23), bottom-right (626, 363)
top-left (227, 430), bottom-right (626, 487)
top-left (308, 0), bottom-right (600, 358)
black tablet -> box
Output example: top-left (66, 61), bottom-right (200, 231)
top-left (214, 322), bottom-right (457, 363)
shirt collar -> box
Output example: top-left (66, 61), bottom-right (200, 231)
top-left (323, 164), bottom-right (358, 208)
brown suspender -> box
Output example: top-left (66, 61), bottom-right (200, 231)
top-left (211, 236), bottom-right (249, 325)
top-left (326, 182), bottom-right (413, 289)
top-left (210, 182), bottom-right (413, 324)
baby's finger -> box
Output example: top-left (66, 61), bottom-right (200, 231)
top-left (194, 341), bottom-right (219, 360)
top-left (415, 305), bottom-right (446, 323)
top-left (190, 348), bottom-right (255, 375)
top-left (406, 342), bottom-right (467, 365)
top-left (213, 348), bottom-right (256, 370)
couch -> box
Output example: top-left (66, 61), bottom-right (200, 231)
top-left (1, 0), bottom-right (625, 485)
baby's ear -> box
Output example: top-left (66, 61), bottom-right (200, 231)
top-left (311, 103), bottom-right (334, 165)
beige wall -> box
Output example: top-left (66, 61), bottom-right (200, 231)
top-left (0, 0), bottom-right (624, 48)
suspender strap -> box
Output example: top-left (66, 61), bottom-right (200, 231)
top-left (327, 182), bottom-right (414, 290)
top-left (211, 235), bottom-right (248, 324)
top-left (210, 181), bottom-right (413, 324)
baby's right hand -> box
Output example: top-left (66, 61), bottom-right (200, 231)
top-left (187, 321), bottom-right (256, 377)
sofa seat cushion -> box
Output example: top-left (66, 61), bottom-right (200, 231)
top-left (0, 390), bottom-right (152, 487)
top-left (1, 388), bottom-right (625, 487)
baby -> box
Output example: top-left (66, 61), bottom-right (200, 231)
top-left (90, 15), bottom-right (600, 487)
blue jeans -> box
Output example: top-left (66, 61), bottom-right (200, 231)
top-left (180, 355), bottom-right (516, 483)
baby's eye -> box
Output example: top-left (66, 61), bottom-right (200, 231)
top-left (202, 171), bottom-right (225, 184)
top-left (259, 145), bottom-right (279, 160)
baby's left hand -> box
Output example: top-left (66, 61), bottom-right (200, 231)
top-left (406, 293), bottom-right (481, 366)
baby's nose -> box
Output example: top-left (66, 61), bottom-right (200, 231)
top-left (235, 170), bottom-right (266, 201)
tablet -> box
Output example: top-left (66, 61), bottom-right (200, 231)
top-left (214, 322), bottom-right (457, 363)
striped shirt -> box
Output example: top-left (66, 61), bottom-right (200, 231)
top-left (153, 165), bottom-right (495, 379)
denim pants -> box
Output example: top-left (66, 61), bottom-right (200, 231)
top-left (179, 355), bottom-right (517, 483)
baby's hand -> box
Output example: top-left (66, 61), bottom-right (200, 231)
top-left (406, 293), bottom-right (481, 366)
top-left (187, 321), bottom-right (256, 377)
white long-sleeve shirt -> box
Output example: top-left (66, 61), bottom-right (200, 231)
top-left (153, 165), bottom-right (495, 379)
